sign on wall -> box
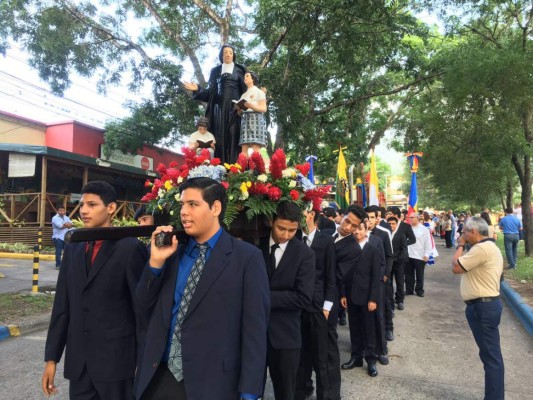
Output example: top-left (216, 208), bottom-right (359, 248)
top-left (8, 153), bottom-right (36, 177)
top-left (100, 146), bottom-right (154, 171)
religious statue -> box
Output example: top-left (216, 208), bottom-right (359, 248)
top-left (183, 44), bottom-right (246, 163)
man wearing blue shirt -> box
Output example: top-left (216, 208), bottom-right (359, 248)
top-left (134, 177), bottom-right (270, 400)
top-left (499, 207), bottom-right (523, 269)
top-left (51, 205), bottom-right (73, 269)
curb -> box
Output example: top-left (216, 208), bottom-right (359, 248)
top-left (501, 280), bottom-right (533, 337)
top-left (0, 252), bottom-right (55, 261)
top-left (0, 313), bottom-right (51, 342)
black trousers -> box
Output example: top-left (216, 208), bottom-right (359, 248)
top-left (445, 230), bottom-right (453, 248)
top-left (295, 311), bottom-right (330, 400)
top-left (69, 367), bottom-right (134, 400)
top-left (267, 343), bottom-right (300, 400)
top-left (391, 261), bottom-right (405, 303)
top-left (406, 258), bottom-right (426, 295)
top-left (374, 283), bottom-right (388, 356)
top-left (384, 277), bottom-right (394, 331)
top-left (347, 303), bottom-right (377, 362)
top-left (141, 364), bottom-right (186, 400)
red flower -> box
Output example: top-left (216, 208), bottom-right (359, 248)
top-left (141, 192), bottom-right (157, 202)
top-left (237, 153), bottom-right (248, 169)
top-left (156, 163), bottom-right (167, 175)
top-left (250, 182), bottom-right (269, 195)
top-left (295, 162), bottom-right (310, 177)
top-left (165, 168), bottom-right (180, 181)
top-left (267, 186), bottom-right (282, 201)
top-left (250, 151), bottom-right (266, 174)
top-left (169, 161), bottom-right (179, 168)
top-left (144, 179), bottom-right (153, 188)
top-left (290, 189), bottom-right (300, 201)
top-left (221, 181), bottom-right (229, 189)
top-left (211, 158), bottom-right (221, 166)
top-left (229, 165), bottom-right (240, 174)
top-left (269, 149), bottom-right (286, 179)
top-left (302, 186), bottom-right (331, 212)
top-left (199, 149), bottom-right (211, 159)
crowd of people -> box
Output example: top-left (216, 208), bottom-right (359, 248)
top-left (44, 181), bottom-right (520, 400)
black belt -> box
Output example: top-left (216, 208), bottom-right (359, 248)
top-left (464, 296), bottom-right (500, 305)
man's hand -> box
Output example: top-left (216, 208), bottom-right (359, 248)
top-left (42, 361), bottom-right (57, 397)
top-left (423, 256), bottom-right (429, 262)
top-left (183, 82), bottom-right (198, 92)
top-left (457, 234), bottom-right (467, 247)
top-left (340, 297), bottom-right (347, 309)
top-left (149, 226), bottom-right (179, 269)
top-left (368, 301), bottom-right (377, 312)
top-left (383, 275), bottom-right (388, 282)
top-left (323, 310), bottom-right (330, 320)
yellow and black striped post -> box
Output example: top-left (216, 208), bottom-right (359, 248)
top-left (32, 245), bottom-right (40, 293)
top-left (37, 228), bottom-right (43, 252)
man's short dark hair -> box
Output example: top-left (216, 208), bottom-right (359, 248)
top-left (364, 205), bottom-right (379, 217)
top-left (379, 207), bottom-right (387, 218)
top-left (387, 216), bottom-right (398, 223)
top-left (505, 207), bottom-right (513, 214)
top-left (179, 177), bottom-right (227, 222)
top-left (387, 206), bottom-right (401, 218)
top-left (322, 207), bottom-right (336, 219)
top-left (81, 181), bottom-right (117, 205)
top-left (346, 205), bottom-right (367, 221)
top-left (56, 204), bottom-right (65, 210)
top-left (274, 201), bottom-right (301, 223)
top-left (134, 205), bottom-right (150, 221)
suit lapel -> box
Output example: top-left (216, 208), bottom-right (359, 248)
top-left (85, 240), bottom-right (116, 288)
top-left (71, 243), bottom-right (87, 288)
top-left (273, 239), bottom-right (298, 278)
top-left (184, 231), bottom-right (231, 321)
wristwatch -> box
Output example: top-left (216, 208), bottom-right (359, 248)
top-left (457, 245), bottom-right (465, 250)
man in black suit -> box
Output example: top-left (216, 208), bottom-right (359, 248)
top-left (340, 219), bottom-right (381, 377)
top-left (386, 207), bottom-right (416, 310)
top-left (260, 201), bottom-right (315, 400)
top-left (295, 206), bottom-right (336, 400)
top-left (42, 181), bottom-right (148, 399)
top-left (134, 177), bottom-right (270, 400)
top-left (332, 206), bottom-right (366, 398)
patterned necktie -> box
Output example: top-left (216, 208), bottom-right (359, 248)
top-left (268, 243), bottom-right (279, 279)
top-left (303, 236), bottom-right (310, 247)
top-left (168, 243), bottom-right (209, 382)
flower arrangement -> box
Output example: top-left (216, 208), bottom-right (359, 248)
top-left (142, 147), bottom-right (330, 229)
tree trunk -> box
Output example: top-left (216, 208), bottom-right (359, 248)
top-left (505, 180), bottom-right (514, 210)
top-left (521, 156), bottom-right (532, 255)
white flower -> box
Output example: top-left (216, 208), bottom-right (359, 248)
top-left (158, 188), bottom-right (166, 198)
top-left (282, 168), bottom-right (296, 178)
top-left (288, 180), bottom-right (297, 188)
top-left (239, 191), bottom-right (250, 200)
top-left (169, 210), bottom-right (174, 216)
top-left (177, 176), bottom-right (183, 184)
top-left (257, 174), bottom-right (268, 182)
top-left (174, 193), bottom-right (181, 202)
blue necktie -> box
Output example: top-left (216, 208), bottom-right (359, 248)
top-left (168, 243), bottom-right (209, 382)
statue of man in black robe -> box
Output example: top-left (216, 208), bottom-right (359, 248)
top-left (183, 44), bottom-right (246, 163)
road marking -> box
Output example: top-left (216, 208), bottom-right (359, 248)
top-left (0, 264), bottom-right (16, 267)
top-left (21, 335), bottom-right (46, 341)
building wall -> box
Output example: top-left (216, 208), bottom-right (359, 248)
top-left (45, 123), bottom-right (74, 151)
top-left (0, 116), bottom-right (46, 146)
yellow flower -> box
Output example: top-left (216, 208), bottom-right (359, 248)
top-left (169, 210), bottom-right (174, 216)
top-left (158, 204), bottom-right (163, 210)
top-left (240, 181), bottom-right (251, 193)
top-left (164, 180), bottom-right (173, 190)
top-left (282, 168), bottom-right (296, 178)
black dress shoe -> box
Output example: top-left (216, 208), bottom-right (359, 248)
top-left (417, 292), bottom-right (425, 297)
top-left (339, 317), bottom-right (347, 326)
top-left (397, 302), bottom-right (404, 310)
top-left (367, 361), bottom-right (378, 377)
top-left (341, 356), bottom-right (363, 369)
top-left (385, 330), bottom-right (394, 341)
top-left (378, 355), bottom-right (389, 365)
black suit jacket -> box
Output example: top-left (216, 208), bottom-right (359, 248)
top-left (45, 238), bottom-right (147, 382)
top-left (335, 234), bottom-right (362, 303)
top-left (344, 241), bottom-right (381, 305)
top-left (391, 229), bottom-right (408, 263)
top-left (134, 231), bottom-right (270, 399)
top-left (371, 227), bottom-right (393, 277)
top-left (398, 221), bottom-right (416, 246)
top-left (304, 231), bottom-right (336, 313)
top-left (260, 234), bottom-right (315, 349)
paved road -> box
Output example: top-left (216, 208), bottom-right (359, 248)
top-left (0, 257), bottom-right (57, 294)
top-left (1, 245), bottom-right (532, 399)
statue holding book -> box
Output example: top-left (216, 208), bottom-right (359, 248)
top-left (188, 117), bottom-right (216, 158)
top-left (183, 44), bottom-right (246, 163)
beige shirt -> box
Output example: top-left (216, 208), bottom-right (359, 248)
top-left (458, 239), bottom-right (503, 301)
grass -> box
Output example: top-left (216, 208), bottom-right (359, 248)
top-left (0, 292), bottom-right (55, 325)
top-left (495, 236), bottom-right (533, 282)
